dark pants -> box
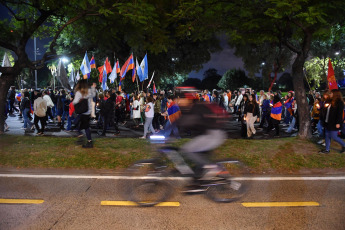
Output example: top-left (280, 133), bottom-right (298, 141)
top-left (153, 113), bottom-right (161, 130)
top-left (115, 108), bottom-right (124, 124)
top-left (46, 107), bottom-right (54, 120)
top-left (34, 116), bottom-right (46, 133)
top-left (9, 99), bottom-right (18, 113)
top-left (259, 111), bottom-right (270, 128)
top-left (266, 117), bottom-right (279, 135)
top-left (80, 114), bottom-right (92, 141)
top-left (102, 115), bottom-right (119, 134)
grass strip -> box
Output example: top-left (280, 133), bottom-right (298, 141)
top-left (0, 135), bottom-right (344, 174)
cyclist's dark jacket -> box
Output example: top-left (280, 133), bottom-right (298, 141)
top-left (178, 102), bottom-right (228, 133)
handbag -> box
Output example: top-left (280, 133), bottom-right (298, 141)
top-left (74, 98), bottom-right (88, 114)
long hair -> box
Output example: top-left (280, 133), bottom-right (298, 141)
top-left (74, 79), bottom-right (89, 96)
top-left (331, 89), bottom-right (344, 106)
top-left (250, 94), bottom-right (257, 105)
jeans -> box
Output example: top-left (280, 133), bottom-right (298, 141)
top-left (66, 116), bottom-right (75, 130)
top-left (284, 109), bottom-right (292, 124)
top-left (325, 129), bottom-right (345, 151)
top-left (23, 108), bottom-right (33, 129)
top-left (143, 117), bottom-right (155, 137)
top-left (162, 121), bottom-right (180, 138)
top-left (61, 110), bottom-right (69, 125)
top-left (287, 117), bottom-right (297, 133)
top-left (317, 120), bottom-right (324, 138)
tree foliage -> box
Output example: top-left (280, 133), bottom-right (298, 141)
top-left (217, 69), bottom-right (248, 91)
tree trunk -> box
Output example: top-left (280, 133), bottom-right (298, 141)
top-left (292, 53), bottom-right (312, 139)
top-left (0, 73), bottom-right (16, 134)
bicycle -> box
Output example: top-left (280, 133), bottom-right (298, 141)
top-left (123, 137), bottom-right (249, 207)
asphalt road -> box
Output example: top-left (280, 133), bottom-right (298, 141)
top-left (0, 173), bottom-right (344, 230)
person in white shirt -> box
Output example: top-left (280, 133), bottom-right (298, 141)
top-left (223, 92), bottom-right (229, 112)
top-left (234, 91), bottom-right (243, 114)
top-left (42, 90), bottom-right (55, 122)
top-left (34, 92), bottom-right (47, 135)
top-left (140, 96), bottom-right (155, 139)
top-left (132, 94), bottom-right (141, 128)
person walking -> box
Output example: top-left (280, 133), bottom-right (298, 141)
top-left (264, 95), bottom-right (282, 137)
top-left (21, 91), bottom-right (34, 132)
top-left (140, 96), bottom-right (155, 139)
top-left (73, 80), bottom-right (96, 148)
top-left (33, 92), bottom-right (47, 135)
top-left (319, 89), bottom-right (345, 154)
top-left (161, 95), bottom-right (181, 139)
top-left (244, 94), bottom-right (260, 138)
top-left (132, 94), bottom-right (141, 128)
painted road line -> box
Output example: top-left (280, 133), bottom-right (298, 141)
top-left (241, 202), bottom-right (320, 207)
top-left (0, 199), bottom-right (44, 204)
top-left (1, 174), bottom-right (345, 181)
top-left (101, 201), bottom-right (180, 207)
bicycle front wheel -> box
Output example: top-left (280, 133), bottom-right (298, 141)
top-left (124, 160), bottom-right (173, 207)
top-left (129, 179), bottom-right (173, 207)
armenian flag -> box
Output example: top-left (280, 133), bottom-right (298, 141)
top-left (284, 97), bottom-right (294, 115)
top-left (271, 101), bottom-right (282, 120)
top-left (167, 102), bottom-right (181, 123)
top-left (120, 54), bottom-right (134, 79)
top-left (90, 56), bottom-right (96, 69)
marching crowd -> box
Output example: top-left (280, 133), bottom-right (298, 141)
top-left (4, 82), bottom-right (345, 153)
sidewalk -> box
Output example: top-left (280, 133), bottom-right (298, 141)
top-left (4, 113), bottom-right (298, 139)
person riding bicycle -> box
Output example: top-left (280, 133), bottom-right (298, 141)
top-left (175, 87), bottom-right (229, 183)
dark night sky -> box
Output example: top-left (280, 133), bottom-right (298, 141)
top-left (188, 38), bottom-right (244, 79)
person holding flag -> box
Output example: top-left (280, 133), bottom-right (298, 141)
top-left (264, 95), bottom-right (282, 137)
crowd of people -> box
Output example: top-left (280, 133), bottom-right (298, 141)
top-left (4, 83), bottom-right (345, 153)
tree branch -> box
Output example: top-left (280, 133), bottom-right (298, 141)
top-left (0, 40), bottom-right (17, 52)
top-left (0, 1), bottom-right (26, 21)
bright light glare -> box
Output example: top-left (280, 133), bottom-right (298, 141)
top-left (335, 52), bottom-right (340, 56)
top-left (150, 135), bottom-right (165, 140)
top-left (61, 57), bottom-right (69, 63)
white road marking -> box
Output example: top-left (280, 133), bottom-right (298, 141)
top-left (0, 174), bottom-right (345, 181)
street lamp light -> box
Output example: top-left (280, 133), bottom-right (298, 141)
top-left (61, 57), bottom-right (69, 63)
top-left (335, 52), bottom-right (340, 56)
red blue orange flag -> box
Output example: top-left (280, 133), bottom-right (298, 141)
top-left (120, 54), bottom-right (134, 79)
top-left (271, 101), bottom-right (282, 120)
top-left (90, 56), bottom-right (96, 69)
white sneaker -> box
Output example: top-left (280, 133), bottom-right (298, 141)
top-left (139, 136), bottom-right (146, 139)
